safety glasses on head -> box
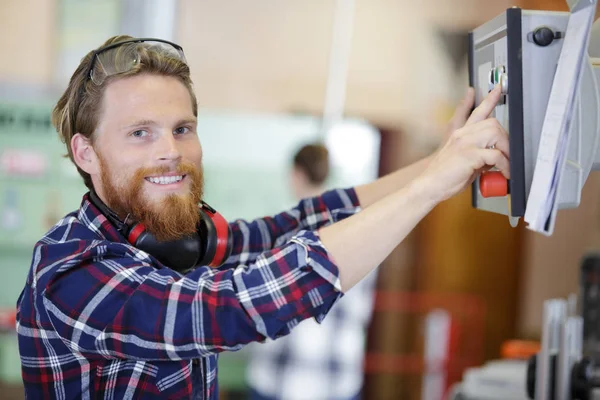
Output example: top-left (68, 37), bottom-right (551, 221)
top-left (85, 38), bottom-right (187, 85)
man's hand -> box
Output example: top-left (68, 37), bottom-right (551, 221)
top-left (320, 86), bottom-right (509, 292)
top-left (418, 85), bottom-right (509, 203)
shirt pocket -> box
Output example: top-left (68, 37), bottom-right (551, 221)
top-left (93, 360), bottom-right (161, 398)
top-left (154, 360), bottom-right (194, 398)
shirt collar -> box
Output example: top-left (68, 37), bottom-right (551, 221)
top-left (78, 192), bottom-right (128, 244)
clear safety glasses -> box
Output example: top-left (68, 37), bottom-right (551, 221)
top-left (85, 38), bottom-right (187, 85)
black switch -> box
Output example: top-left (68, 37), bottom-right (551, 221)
top-left (531, 27), bottom-right (562, 47)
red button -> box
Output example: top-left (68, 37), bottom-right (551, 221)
top-left (480, 171), bottom-right (508, 198)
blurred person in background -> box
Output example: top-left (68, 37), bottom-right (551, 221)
top-left (246, 143), bottom-right (377, 400)
top-left (15, 35), bottom-right (508, 399)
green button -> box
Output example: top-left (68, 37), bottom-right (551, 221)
top-left (494, 67), bottom-right (499, 83)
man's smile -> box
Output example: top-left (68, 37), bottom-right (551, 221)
top-left (145, 174), bottom-right (187, 187)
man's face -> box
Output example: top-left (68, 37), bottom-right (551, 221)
top-left (91, 74), bottom-right (204, 241)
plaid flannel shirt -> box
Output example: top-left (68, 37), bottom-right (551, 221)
top-left (16, 188), bottom-right (360, 399)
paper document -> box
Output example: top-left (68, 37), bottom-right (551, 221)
top-left (524, 0), bottom-right (597, 235)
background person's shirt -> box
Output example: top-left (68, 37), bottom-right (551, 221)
top-left (246, 268), bottom-right (377, 400)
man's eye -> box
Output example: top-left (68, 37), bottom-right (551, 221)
top-left (174, 127), bottom-right (189, 135)
top-left (131, 130), bottom-right (148, 138)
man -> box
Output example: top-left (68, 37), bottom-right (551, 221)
top-left (16, 36), bottom-right (508, 399)
top-left (246, 143), bottom-right (378, 400)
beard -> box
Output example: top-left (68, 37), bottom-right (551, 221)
top-left (98, 156), bottom-right (204, 242)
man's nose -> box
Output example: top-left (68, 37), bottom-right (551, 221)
top-left (156, 131), bottom-right (182, 163)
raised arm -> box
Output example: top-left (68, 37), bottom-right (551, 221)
top-left (321, 86), bottom-right (508, 291)
top-left (223, 188), bottom-right (359, 268)
top-left (223, 89), bottom-right (477, 268)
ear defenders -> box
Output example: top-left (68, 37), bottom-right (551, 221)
top-left (89, 191), bottom-right (233, 273)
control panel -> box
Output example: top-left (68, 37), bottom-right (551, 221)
top-left (469, 8), bottom-right (571, 221)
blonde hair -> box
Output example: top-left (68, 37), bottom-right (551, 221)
top-left (51, 35), bottom-right (198, 190)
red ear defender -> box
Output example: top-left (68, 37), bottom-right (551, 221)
top-left (126, 203), bottom-right (233, 271)
top-left (198, 201), bottom-right (233, 268)
top-left (127, 223), bottom-right (147, 245)
top-left (87, 191), bottom-right (232, 272)
top-left (124, 203), bottom-right (232, 271)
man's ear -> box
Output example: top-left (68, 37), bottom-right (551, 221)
top-left (71, 133), bottom-right (99, 175)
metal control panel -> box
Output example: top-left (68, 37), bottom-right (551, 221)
top-left (469, 8), bottom-right (570, 219)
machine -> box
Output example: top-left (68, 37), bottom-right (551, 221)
top-left (451, 1), bottom-right (600, 399)
top-left (469, 0), bottom-right (600, 235)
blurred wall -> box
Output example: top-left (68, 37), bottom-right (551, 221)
top-left (0, 0), bottom-right (516, 140)
top-left (0, 0), bottom-right (56, 86)
top-left (177, 0), bottom-right (514, 148)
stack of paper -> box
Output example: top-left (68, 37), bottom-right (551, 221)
top-left (524, 0), bottom-right (597, 235)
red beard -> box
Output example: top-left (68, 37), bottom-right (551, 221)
top-left (99, 157), bottom-right (204, 242)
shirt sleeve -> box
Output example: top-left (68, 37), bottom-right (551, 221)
top-left (223, 188), bottom-right (360, 268)
top-left (42, 230), bottom-right (343, 361)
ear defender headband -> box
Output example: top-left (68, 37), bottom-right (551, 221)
top-left (88, 191), bottom-right (233, 273)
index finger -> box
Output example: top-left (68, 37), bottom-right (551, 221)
top-left (466, 85), bottom-right (501, 126)
top-left (449, 87), bottom-right (476, 130)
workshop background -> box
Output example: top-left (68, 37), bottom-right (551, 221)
top-left (1, 0), bottom-right (599, 399)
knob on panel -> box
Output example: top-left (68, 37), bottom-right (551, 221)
top-left (480, 171), bottom-right (509, 198)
